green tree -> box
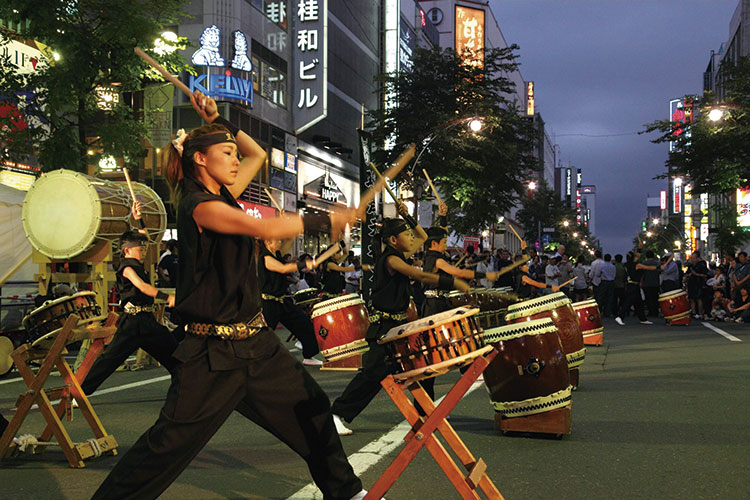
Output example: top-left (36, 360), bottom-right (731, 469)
top-left (0, 1), bottom-right (191, 172)
top-left (367, 46), bottom-right (537, 234)
top-left (643, 57), bottom-right (750, 252)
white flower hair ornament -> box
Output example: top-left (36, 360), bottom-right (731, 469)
top-left (172, 129), bottom-right (188, 156)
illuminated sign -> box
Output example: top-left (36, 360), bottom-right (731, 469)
top-left (673, 178), bottom-right (682, 214)
top-left (738, 188), bottom-right (750, 227)
top-left (669, 98), bottom-right (693, 152)
top-left (95, 85), bottom-right (120, 111)
top-left (293, 0), bottom-right (327, 134)
top-left (399, 16), bottom-right (416, 72)
top-left (455, 5), bottom-right (485, 68)
top-left (526, 81), bottom-right (535, 116)
top-left (576, 188), bottom-right (582, 224)
top-left (565, 168), bottom-right (572, 198)
top-left (0, 37), bottom-right (48, 74)
top-left (304, 172), bottom-right (347, 205)
top-left (230, 31), bottom-right (252, 71)
top-left (582, 185), bottom-right (596, 194)
top-left (189, 71), bottom-right (252, 105)
top-left (285, 153), bottom-right (297, 174)
top-left (271, 147), bottom-right (285, 169)
top-left (576, 169), bottom-right (582, 187)
top-left (0, 163), bottom-right (38, 191)
top-left (236, 200), bottom-right (278, 219)
top-left (660, 190), bottom-right (667, 210)
top-left (192, 25), bottom-right (225, 66)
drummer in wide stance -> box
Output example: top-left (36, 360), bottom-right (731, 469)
top-left (330, 212), bottom-right (470, 436)
top-left (92, 90), bottom-right (368, 500)
top-left (259, 238), bottom-right (322, 366)
top-left (318, 242), bottom-right (362, 298)
top-left (81, 212), bottom-right (179, 396)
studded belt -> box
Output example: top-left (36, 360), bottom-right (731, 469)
top-left (123, 303), bottom-right (155, 315)
top-left (261, 293), bottom-right (285, 303)
top-left (368, 309), bottom-right (408, 324)
top-left (423, 290), bottom-right (447, 298)
top-left (186, 312), bottom-right (267, 340)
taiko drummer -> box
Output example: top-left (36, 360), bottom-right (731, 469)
top-left (81, 205), bottom-right (179, 397)
top-left (330, 211), bottom-right (470, 436)
top-left (91, 90), bottom-right (372, 500)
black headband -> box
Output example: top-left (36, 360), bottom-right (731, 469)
top-left (381, 219), bottom-right (408, 238)
top-left (184, 131), bottom-right (236, 155)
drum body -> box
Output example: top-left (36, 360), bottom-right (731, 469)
top-left (505, 292), bottom-right (585, 380)
top-left (482, 319), bottom-right (572, 418)
top-left (378, 307), bottom-right (491, 381)
top-left (22, 169), bottom-right (166, 259)
top-left (659, 290), bottom-right (691, 325)
top-left (22, 292), bottom-right (103, 346)
top-left (311, 294), bottom-right (370, 364)
top-left (572, 299), bottom-right (604, 346)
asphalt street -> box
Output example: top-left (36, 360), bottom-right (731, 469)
top-left (1, 318), bottom-right (749, 500)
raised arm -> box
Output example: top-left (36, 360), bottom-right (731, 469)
top-left (265, 254), bottom-right (311, 275)
top-left (122, 267), bottom-right (175, 307)
top-left (386, 255), bottom-right (470, 292)
top-left (190, 91), bottom-right (266, 198)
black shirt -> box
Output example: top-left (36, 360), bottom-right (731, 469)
top-left (371, 245), bottom-right (411, 313)
top-left (117, 258), bottom-right (153, 308)
top-left (174, 178), bottom-right (261, 324)
top-left (625, 261), bottom-right (643, 284)
top-left (423, 250), bottom-right (451, 291)
top-left (158, 253), bottom-right (179, 286)
top-left (515, 271), bottom-right (535, 299)
top-left (321, 260), bottom-right (346, 294)
top-left (495, 258), bottom-right (514, 287)
top-left (258, 244), bottom-right (288, 297)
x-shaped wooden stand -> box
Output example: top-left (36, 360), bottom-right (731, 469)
top-left (365, 350), bottom-right (504, 500)
top-left (0, 313), bottom-right (118, 468)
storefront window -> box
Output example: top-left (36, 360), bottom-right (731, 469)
top-left (261, 61), bottom-right (286, 108)
top-left (248, 0), bottom-right (288, 30)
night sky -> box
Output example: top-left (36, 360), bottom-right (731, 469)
top-left (490, 0), bottom-right (738, 253)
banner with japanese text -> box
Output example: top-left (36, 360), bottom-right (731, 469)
top-left (358, 129), bottom-right (376, 301)
top-left (293, 0), bottom-right (327, 134)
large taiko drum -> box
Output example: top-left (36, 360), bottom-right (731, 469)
top-left (482, 319), bottom-right (572, 418)
top-left (22, 169), bottom-right (166, 259)
top-left (22, 291), bottom-right (104, 347)
top-left (505, 292), bottom-right (585, 387)
top-left (572, 299), bottom-right (604, 346)
top-left (378, 307), bottom-right (492, 382)
top-left (659, 289), bottom-right (691, 325)
top-left (310, 294), bottom-right (370, 368)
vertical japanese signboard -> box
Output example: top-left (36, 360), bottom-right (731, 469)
top-left (669, 98), bottom-right (693, 152)
top-left (455, 5), bottom-right (485, 68)
top-left (358, 130), bottom-right (376, 300)
top-left (526, 81), bottom-right (535, 116)
top-left (737, 188), bottom-right (750, 227)
top-left (293, 0), bottom-right (327, 134)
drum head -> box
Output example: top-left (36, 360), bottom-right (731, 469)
top-left (505, 292), bottom-right (571, 322)
top-left (659, 289), bottom-right (686, 300)
top-left (572, 299), bottom-right (599, 310)
top-left (379, 306), bottom-right (478, 344)
top-left (0, 336), bottom-right (13, 375)
top-left (23, 170), bottom-right (101, 259)
top-left (311, 294), bottom-right (364, 318)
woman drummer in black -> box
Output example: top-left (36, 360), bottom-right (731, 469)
top-left (92, 90), bottom-right (365, 500)
top-left (330, 216), bottom-right (470, 436)
top-left (258, 238), bottom-right (322, 365)
top-left (318, 243), bottom-right (368, 298)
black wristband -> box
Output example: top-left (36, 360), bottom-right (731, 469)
top-left (474, 271), bottom-right (486, 279)
top-left (401, 213), bottom-right (418, 229)
top-left (302, 212), bottom-right (331, 233)
top-left (138, 219), bottom-right (146, 229)
top-left (156, 291), bottom-right (168, 301)
top-left (296, 260), bottom-right (307, 272)
top-left (437, 274), bottom-right (455, 291)
top-left (439, 214), bottom-right (448, 227)
top-left (212, 115), bottom-right (241, 137)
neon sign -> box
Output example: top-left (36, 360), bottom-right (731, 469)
top-left (189, 72), bottom-right (253, 105)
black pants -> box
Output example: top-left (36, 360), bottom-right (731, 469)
top-left (598, 280), bottom-right (615, 317)
top-left (642, 286), bottom-right (660, 317)
top-left (661, 280), bottom-right (679, 293)
top-left (618, 284), bottom-right (647, 322)
top-left (614, 287), bottom-right (626, 314)
top-left (330, 319), bottom-right (434, 423)
top-left (91, 329), bottom-right (361, 500)
top-left (263, 299), bottom-right (319, 358)
top-left (81, 313), bottom-right (178, 396)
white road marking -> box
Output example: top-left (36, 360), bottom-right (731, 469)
top-left (286, 380), bottom-right (486, 500)
top-left (0, 376), bottom-right (23, 386)
top-left (702, 322), bottom-right (742, 342)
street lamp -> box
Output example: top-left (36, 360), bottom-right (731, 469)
top-left (468, 118), bottom-right (483, 133)
top-left (708, 108), bottom-right (724, 122)
top-left (563, 220), bottom-right (569, 227)
top-left (652, 218), bottom-right (660, 226)
top-left (646, 231), bottom-right (652, 237)
top-left (674, 240), bottom-right (681, 248)
top-left (528, 181), bottom-right (537, 191)
top-left (573, 232), bottom-right (578, 238)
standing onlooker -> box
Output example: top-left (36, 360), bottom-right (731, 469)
top-left (723, 254), bottom-right (736, 298)
top-left (590, 250), bottom-right (604, 307)
top-left (344, 256), bottom-right (362, 294)
top-left (544, 256), bottom-right (560, 294)
top-left (494, 249), bottom-right (514, 288)
top-left (641, 250), bottom-right (661, 317)
top-left (535, 255), bottom-right (549, 285)
top-left (686, 251), bottom-right (710, 319)
top-left (613, 254), bottom-right (626, 313)
top-left (660, 254), bottom-right (680, 292)
top-left (615, 250), bottom-right (654, 326)
top-left (558, 254), bottom-right (574, 298)
top-left (731, 252), bottom-right (749, 304)
top-left (157, 239), bottom-right (179, 288)
top-left (572, 256), bottom-right (589, 302)
top-left (599, 254), bottom-right (616, 317)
